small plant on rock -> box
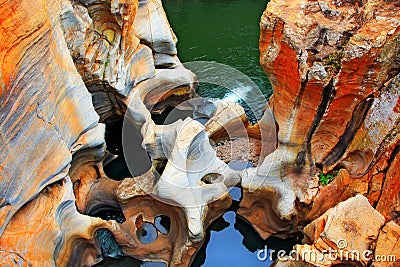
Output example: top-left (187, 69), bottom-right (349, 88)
top-left (319, 170), bottom-right (338, 186)
top-left (326, 52), bottom-right (343, 71)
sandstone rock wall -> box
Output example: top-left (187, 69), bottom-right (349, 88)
top-left (0, 0), bottom-right (200, 266)
top-left (239, 0), bottom-right (400, 241)
top-left (260, 0), bottom-right (399, 182)
top-left (0, 0), bottom-right (107, 237)
top-left (0, 0), bottom-right (111, 265)
top-left (243, 0), bottom-right (400, 265)
top-left (60, 0), bottom-right (196, 123)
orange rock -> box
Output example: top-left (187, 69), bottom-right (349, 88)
top-left (376, 148), bottom-right (400, 223)
top-left (0, 0), bottom-right (202, 266)
top-left (0, 0), bottom-right (103, 236)
top-left (0, 178), bottom-right (111, 267)
top-left (61, 0), bottom-right (196, 123)
top-left (1, 0), bottom-right (399, 266)
top-left (293, 195), bottom-right (385, 266)
top-left (373, 221), bottom-right (400, 267)
top-left (242, 0), bottom-right (400, 240)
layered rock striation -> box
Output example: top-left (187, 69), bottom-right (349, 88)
top-left (244, 0), bottom-right (400, 266)
top-left (0, 0), bottom-right (111, 265)
top-left (239, 0), bottom-right (400, 240)
top-left (1, 0), bottom-right (252, 266)
top-left (0, 0), bottom-right (206, 266)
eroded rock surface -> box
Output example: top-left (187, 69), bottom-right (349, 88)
top-left (373, 221), bottom-right (400, 267)
top-left (0, 0), bottom-right (217, 265)
top-left (60, 0), bottom-right (196, 123)
top-left (300, 195), bottom-right (385, 266)
top-left (239, 0), bottom-right (400, 243)
top-left (275, 195), bottom-right (400, 267)
top-left (0, 1), bottom-right (109, 265)
top-left (0, 0), bottom-right (251, 265)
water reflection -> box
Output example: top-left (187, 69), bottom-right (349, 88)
top-left (95, 257), bottom-right (166, 267)
top-left (191, 186), bottom-right (275, 267)
top-left (228, 160), bottom-right (254, 171)
top-left (104, 118), bottom-right (152, 180)
top-left (154, 215), bottom-right (171, 234)
top-left (136, 222), bottom-right (158, 245)
top-left (190, 187), bottom-right (302, 267)
top-left (191, 211), bottom-right (273, 267)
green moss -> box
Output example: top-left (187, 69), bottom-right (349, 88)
top-left (319, 170), bottom-right (338, 186)
top-left (102, 60), bottom-right (109, 81)
top-left (326, 52), bottom-right (343, 71)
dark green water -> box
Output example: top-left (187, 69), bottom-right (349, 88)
top-left (162, 0), bottom-right (272, 120)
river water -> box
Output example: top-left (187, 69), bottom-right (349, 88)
top-left (163, 0), bottom-right (272, 122)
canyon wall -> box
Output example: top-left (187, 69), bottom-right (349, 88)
top-left (1, 0), bottom-right (247, 266)
top-left (0, 0), bottom-right (203, 266)
top-left (242, 0), bottom-right (400, 265)
top-left (0, 0), bottom-right (111, 265)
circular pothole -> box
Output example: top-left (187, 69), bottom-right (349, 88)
top-left (154, 215), bottom-right (171, 235)
top-left (137, 222), bottom-right (158, 245)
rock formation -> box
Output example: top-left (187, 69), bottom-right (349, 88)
top-left (244, 0), bottom-right (400, 266)
top-left (0, 0), bottom-right (399, 266)
top-left (0, 0), bottom-right (216, 265)
top-left (273, 195), bottom-right (400, 266)
top-left (239, 0), bottom-right (400, 241)
top-left (0, 0), bottom-right (256, 265)
top-left (0, 0), bottom-right (110, 265)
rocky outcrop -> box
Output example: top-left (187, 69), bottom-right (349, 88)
top-left (0, 0), bottom-right (107, 260)
top-left (71, 165), bottom-right (233, 266)
top-left (238, 0), bottom-right (400, 266)
top-left (0, 178), bottom-right (114, 267)
top-left (299, 195), bottom-right (385, 266)
top-left (0, 0), bottom-right (211, 266)
top-left (374, 221), bottom-right (400, 266)
top-left (239, 0), bottom-right (400, 243)
top-left (273, 195), bottom-right (400, 266)
top-left (60, 0), bottom-right (196, 123)
top-left (0, 0), bottom-right (255, 265)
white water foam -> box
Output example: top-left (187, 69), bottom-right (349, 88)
top-left (222, 85), bottom-right (252, 103)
